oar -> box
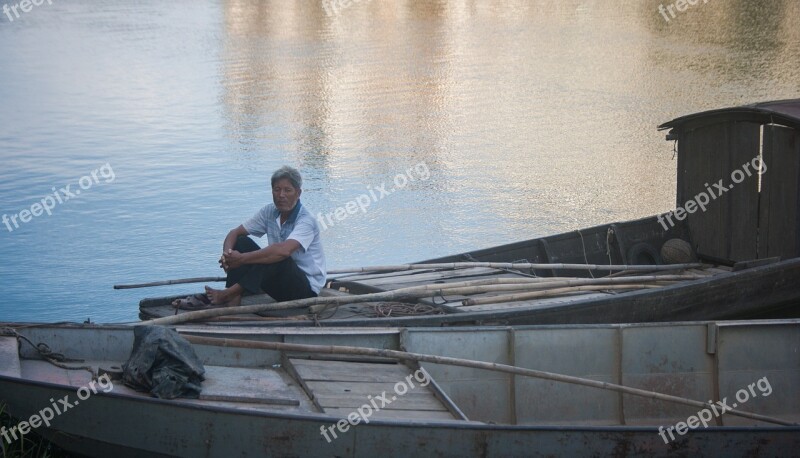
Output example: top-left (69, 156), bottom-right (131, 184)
top-left (182, 334), bottom-right (797, 427)
top-left (113, 277), bottom-right (227, 290)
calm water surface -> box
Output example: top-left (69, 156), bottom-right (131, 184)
top-left (0, 1), bottom-right (798, 322)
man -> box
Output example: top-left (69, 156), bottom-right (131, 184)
top-left (173, 166), bottom-right (326, 308)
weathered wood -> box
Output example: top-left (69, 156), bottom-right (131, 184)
top-left (315, 394), bottom-right (447, 411)
top-left (198, 365), bottom-right (305, 407)
top-left (461, 284), bottom-right (660, 306)
top-left (183, 334), bottom-right (797, 427)
top-left (760, 125), bottom-right (800, 259)
top-left (727, 122), bottom-right (761, 261)
top-left (304, 380), bottom-right (435, 396)
top-left (198, 394), bottom-right (300, 406)
top-left (321, 407), bottom-right (458, 420)
top-left (358, 267), bottom-right (508, 287)
top-left (288, 358), bottom-right (454, 416)
top-left (333, 269), bottom-right (439, 282)
top-left (291, 359), bottom-right (411, 383)
top-left (680, 122), bottom-right (730, 261)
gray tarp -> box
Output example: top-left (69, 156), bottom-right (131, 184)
top-left (122, 326), bottom-right (205, 399)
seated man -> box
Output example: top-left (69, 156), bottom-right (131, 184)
top-left (174, 165), bottom-right (326, 308)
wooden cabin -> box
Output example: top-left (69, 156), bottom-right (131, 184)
top-left (659, 99), bottom-right (800, 264)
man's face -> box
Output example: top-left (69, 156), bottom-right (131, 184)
top-left (272, 178), bottom-right (301, 213)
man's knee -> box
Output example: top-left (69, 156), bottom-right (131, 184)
top-left (234, 235), bottom-right (260, 252)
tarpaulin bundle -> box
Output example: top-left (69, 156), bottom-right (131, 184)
top-left (122, 326), bottom-right (205, 399)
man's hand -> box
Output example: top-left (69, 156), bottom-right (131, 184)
top-left (218, 252), bottom-right (229, 272)
top-left (222, 249), bottom-right (246, 270)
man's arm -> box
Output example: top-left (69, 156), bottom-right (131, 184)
top-left (223, 225), bottom-right (250, 253)
top-left (242, 240), bottom-right (301, 264)
top-left (223, 239), bottom-right (302, 270)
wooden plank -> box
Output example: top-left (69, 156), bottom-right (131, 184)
top-left (306, 380), bottom-right (441, 399)
top-left (314, 393), bottom-right (448, 411)
top-left (372, 272), bottom-right (529, 294)
top-left (322, 407), bottom-right (458, 421)
top-left (360, 267), bottom-right (507, 287)
top-left (281, 355), bottom-right (325, 413)
top-left (332, 269), bottom-right (437, 282)
top-left (0, 337), bottom-right (21, 378)
top-left (461, 292), bottom-right (613, 312)
top-left (200, 366), bottom-right (305, 406)
top-left (198, 394), bottom-right (300, 406)
top-left (680, 122), bottom-right (730, 261)
top-left (290, 359), bottom-right (411, 382)
top-left (288, 358), bottom-right (458, 417)
top-left (727, 122), bottom-right (761, 261)
top-left (760, 125), bottom-right (800, 259)
top-left (703, 267), bottom-right (731, 274)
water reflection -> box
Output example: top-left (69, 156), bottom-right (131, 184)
top-left (0, 0), bottom-right (798, 322)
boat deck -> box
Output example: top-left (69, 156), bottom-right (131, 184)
top-left (8, 336), bottom-right (466, 423)
top-left (2, 320), bottom-right (799, 433)
top-left (331, 264), bottom-right (732, 314)
top-left (139, 264), bottom-right (732, 323)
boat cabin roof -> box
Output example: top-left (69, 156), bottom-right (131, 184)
top-left (659, 98), bottom-right (800, 132)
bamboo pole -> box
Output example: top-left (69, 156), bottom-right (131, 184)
top-left (440, 275), bottom-right (695, 296)
top-left (137, 275), bottom-right (701, 326)
top-left (114, 277), bottom-right (227, 290)
top-left (312, 275), bottom-right (696, 313)
top-left (328, 262), bottom-right (704, 275)
top-left (182, 334), bottom-right (797, 427)
top-left (461, 284), bottom-right (660, 306)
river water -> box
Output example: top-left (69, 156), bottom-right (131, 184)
top-left (0, 0), bottom-right (798, 322)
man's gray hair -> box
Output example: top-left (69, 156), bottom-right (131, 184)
top-left (271, 165), bottom-right (303, 190)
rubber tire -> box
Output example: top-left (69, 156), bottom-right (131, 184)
top-left (627, 242), bottom-right (662, 265)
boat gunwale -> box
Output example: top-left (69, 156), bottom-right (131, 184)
top-left (1, 374), bottom-right (798, 433)
top-left (184, 256), bottom-right (800, 327)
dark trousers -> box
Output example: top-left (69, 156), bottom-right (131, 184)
top-left (226, 236), bottom-right (317, 302)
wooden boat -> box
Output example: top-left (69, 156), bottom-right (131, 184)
top-left (138, 99), bottom-right (800, 326)
top-left (0, 319), bottom-right (798, 456)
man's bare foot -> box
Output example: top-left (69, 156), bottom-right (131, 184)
top-left (225, 295), bottom-right (242, 307)
top-left (204, 285), bottom-right (243, 307)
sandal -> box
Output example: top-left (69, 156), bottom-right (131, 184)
top-left (171, 294), bottom-right (213, 310)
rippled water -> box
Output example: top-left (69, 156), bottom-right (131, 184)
top-left (0, 0), bottom-right (798, 323)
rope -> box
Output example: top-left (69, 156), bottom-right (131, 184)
top-left (577, 229), bottom-right (595, 279)
top-left (371, 302), bottom-right (445, 317)
top-left (2, 327), bottom-right (97, 378)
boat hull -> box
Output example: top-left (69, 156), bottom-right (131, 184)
top-left (138, 215), bottom-right (800, 327)
top-left (1, 377), bottom-right (797, 457)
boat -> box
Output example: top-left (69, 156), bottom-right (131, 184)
top-left (0, 319), bottom-right (797, 456)
top-left (138, 99), bottom-right (800, 326)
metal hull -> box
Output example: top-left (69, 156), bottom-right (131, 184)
top-left (1, 378), bottom-right (797, 457)
top-left (1, 320), bottom-right (798, 457)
